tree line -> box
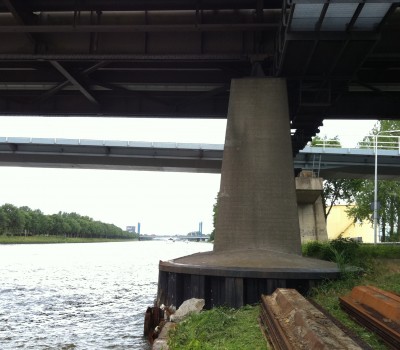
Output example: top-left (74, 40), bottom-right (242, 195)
top-left (0, 203), bottom-right (136, 240)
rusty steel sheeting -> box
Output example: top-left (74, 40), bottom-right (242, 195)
top-left (260, 289), bottom-right (363, 350)
top-left (339, 285), bottom-right (400, 350)
top-left (260, 294), bottom-right (293, 350)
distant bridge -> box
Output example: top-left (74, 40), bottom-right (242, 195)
top-left (145, 235), bottom-right (210, 242)
top-left (0, 136), bottom-right (399, 179)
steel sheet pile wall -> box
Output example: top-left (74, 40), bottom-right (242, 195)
top-left (260, 289), bottom-right (365, 350)
top-left (158, 267), bottom-right (320, 309)
top-left (339, 285), bottom-right (400, 349)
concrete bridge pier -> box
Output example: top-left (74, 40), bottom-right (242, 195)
top-left (296, 173), bottom-right (329, 243)
top-left (157, 78), bottom-right (338, 309)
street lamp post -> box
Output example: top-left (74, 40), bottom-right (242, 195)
top-left (373, 130), bottom-right (400, 244)
top-left (373, 134), bottom-right (378, 244)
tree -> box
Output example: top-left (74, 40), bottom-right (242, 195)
top-left (34, 210), bottom-right (51, 235)
top-left (310, 136), bottom-right (362, 219)
top-left (1, 204), bottom-right (25, 235)
top-left (310, 135), bottom-right (341, 148)
top-left (0, 207), bottom-right (9, 234)
top-left (67, 218), bottom-right (81, 238)
top-left (0, 203), bottom-right (128, 239)
top-left (346, 121), bottom-right (400, 242)
top-left (346, 179), bottom-right (400, 242)
top-left (322, 179), bottom-right (363, 219)
top-left (19, 206), bottom-right (38, 236)
top-left (209, 196), bottom-right (219, 242)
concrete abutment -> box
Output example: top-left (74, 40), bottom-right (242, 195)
top-left (296, 173), bottom-right (328, 243)
top-left (157, 78), bottom-right (338, 308)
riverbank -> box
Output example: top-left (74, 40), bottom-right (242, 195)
top-left (168, 305), bottom-right (268, 350)
top-left (0, 235), bottom-right (138, 244)
top-left (166, 240), bottom-right (400, 350)
top-left (166, 258), bottom-right (399, 350)
top-left (310, 258), bottom-right (400, 350)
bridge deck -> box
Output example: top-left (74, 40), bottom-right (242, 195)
top-left (0, 137), bottom-right (399, 178)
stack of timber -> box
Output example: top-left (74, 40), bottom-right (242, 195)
top-left (260, 289), bottom-right (363, 350)
top-left (339, 285), bottom-right (400, 349)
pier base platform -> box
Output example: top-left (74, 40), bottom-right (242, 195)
top-left (157, 249), bottom-right (339, 309)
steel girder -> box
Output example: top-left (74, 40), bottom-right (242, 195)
top-left (0, 1), bottom-right (399, 154)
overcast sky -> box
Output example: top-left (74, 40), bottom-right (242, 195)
top-left (0, 117), bottom-right (377, 235)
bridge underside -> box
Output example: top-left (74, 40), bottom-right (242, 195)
top-left (0, 0), bottom-right (399, 154)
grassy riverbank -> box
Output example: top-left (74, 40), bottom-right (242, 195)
top-left (310, 258), bottom-right (400, 350)
top-left (168, 305), bottom-right (268, 350)
top-left (167, 242), bottom-right (400, 350)
top-left (0, 235), bottom-right (138, 244)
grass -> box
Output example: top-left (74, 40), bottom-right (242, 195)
top-left (310, 258), bottom-right (400, 350)
top-left (304, 238), bottom-right (400, 349)
top-left (167, 241), bottom-right (399, 350)
top-left (168, 305), bottom-right (269, 350)
top-left (0, 235), bottom-right (137, 244)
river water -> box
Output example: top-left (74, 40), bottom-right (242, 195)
top-left (0, 241), bottom-right (212, 349)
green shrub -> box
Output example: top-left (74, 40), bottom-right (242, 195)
top-left (303, 238), bottom-right (400, 273)
top-left (303, 236), bottom-right (361, 262)
top-left (329, 236), bottom-right (361, 265)
top-left (302, 241), bottom-right (331, 260)
top-left (359, 244), bottom-right (400, 259)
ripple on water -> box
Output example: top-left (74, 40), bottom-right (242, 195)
top-left (0, 241), bottom-right (212, 349)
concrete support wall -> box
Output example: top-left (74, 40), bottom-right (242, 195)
top-left (214, 78), bottom-right (301, 255)
top-left (296, 174), bottom-right (328, 242)
top-left (297, 196), bottom-right (328, 242)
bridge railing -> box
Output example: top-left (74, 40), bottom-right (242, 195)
top-left (310, 135), bottom-right (400, 154)
top-left (304, 135), bottom-right (400, 178)
top-left (357, 135), bottom-right (400, 154)
top-left (0, 136), bottom-right (224, 151)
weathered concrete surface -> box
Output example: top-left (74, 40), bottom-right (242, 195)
top-left (170, 249), bottom-right (338, 274)
top-left (214, 78), bottom-right (301, 255)
top-left (157, 78), bottom-right (339, 309)
top-left (298, 196), bottom-right (328, 243)
top-left (296, 176), bottom-right (323, 204)
top-left (261, 289), bottom-right (363, 350)
top-left (296, 174), bottom-right (328, 242)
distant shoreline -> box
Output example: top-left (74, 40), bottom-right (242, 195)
top-left (0, 235), bottom-right (138, 245)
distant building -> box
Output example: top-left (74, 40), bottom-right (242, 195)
top-left (187, 231), bottom-right (201, 237)
top-left (327, 205), bottom-right (373, 243)
top-left (126, 226), bottom-right (136, 233)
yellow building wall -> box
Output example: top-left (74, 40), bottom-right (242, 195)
top-left (327, 205), bottom-right (374, 243)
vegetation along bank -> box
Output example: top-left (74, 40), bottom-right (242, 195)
top-left (167, 239), bottom-right (399, 350)
top-left (0, 203), bottom-right (138, 242)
